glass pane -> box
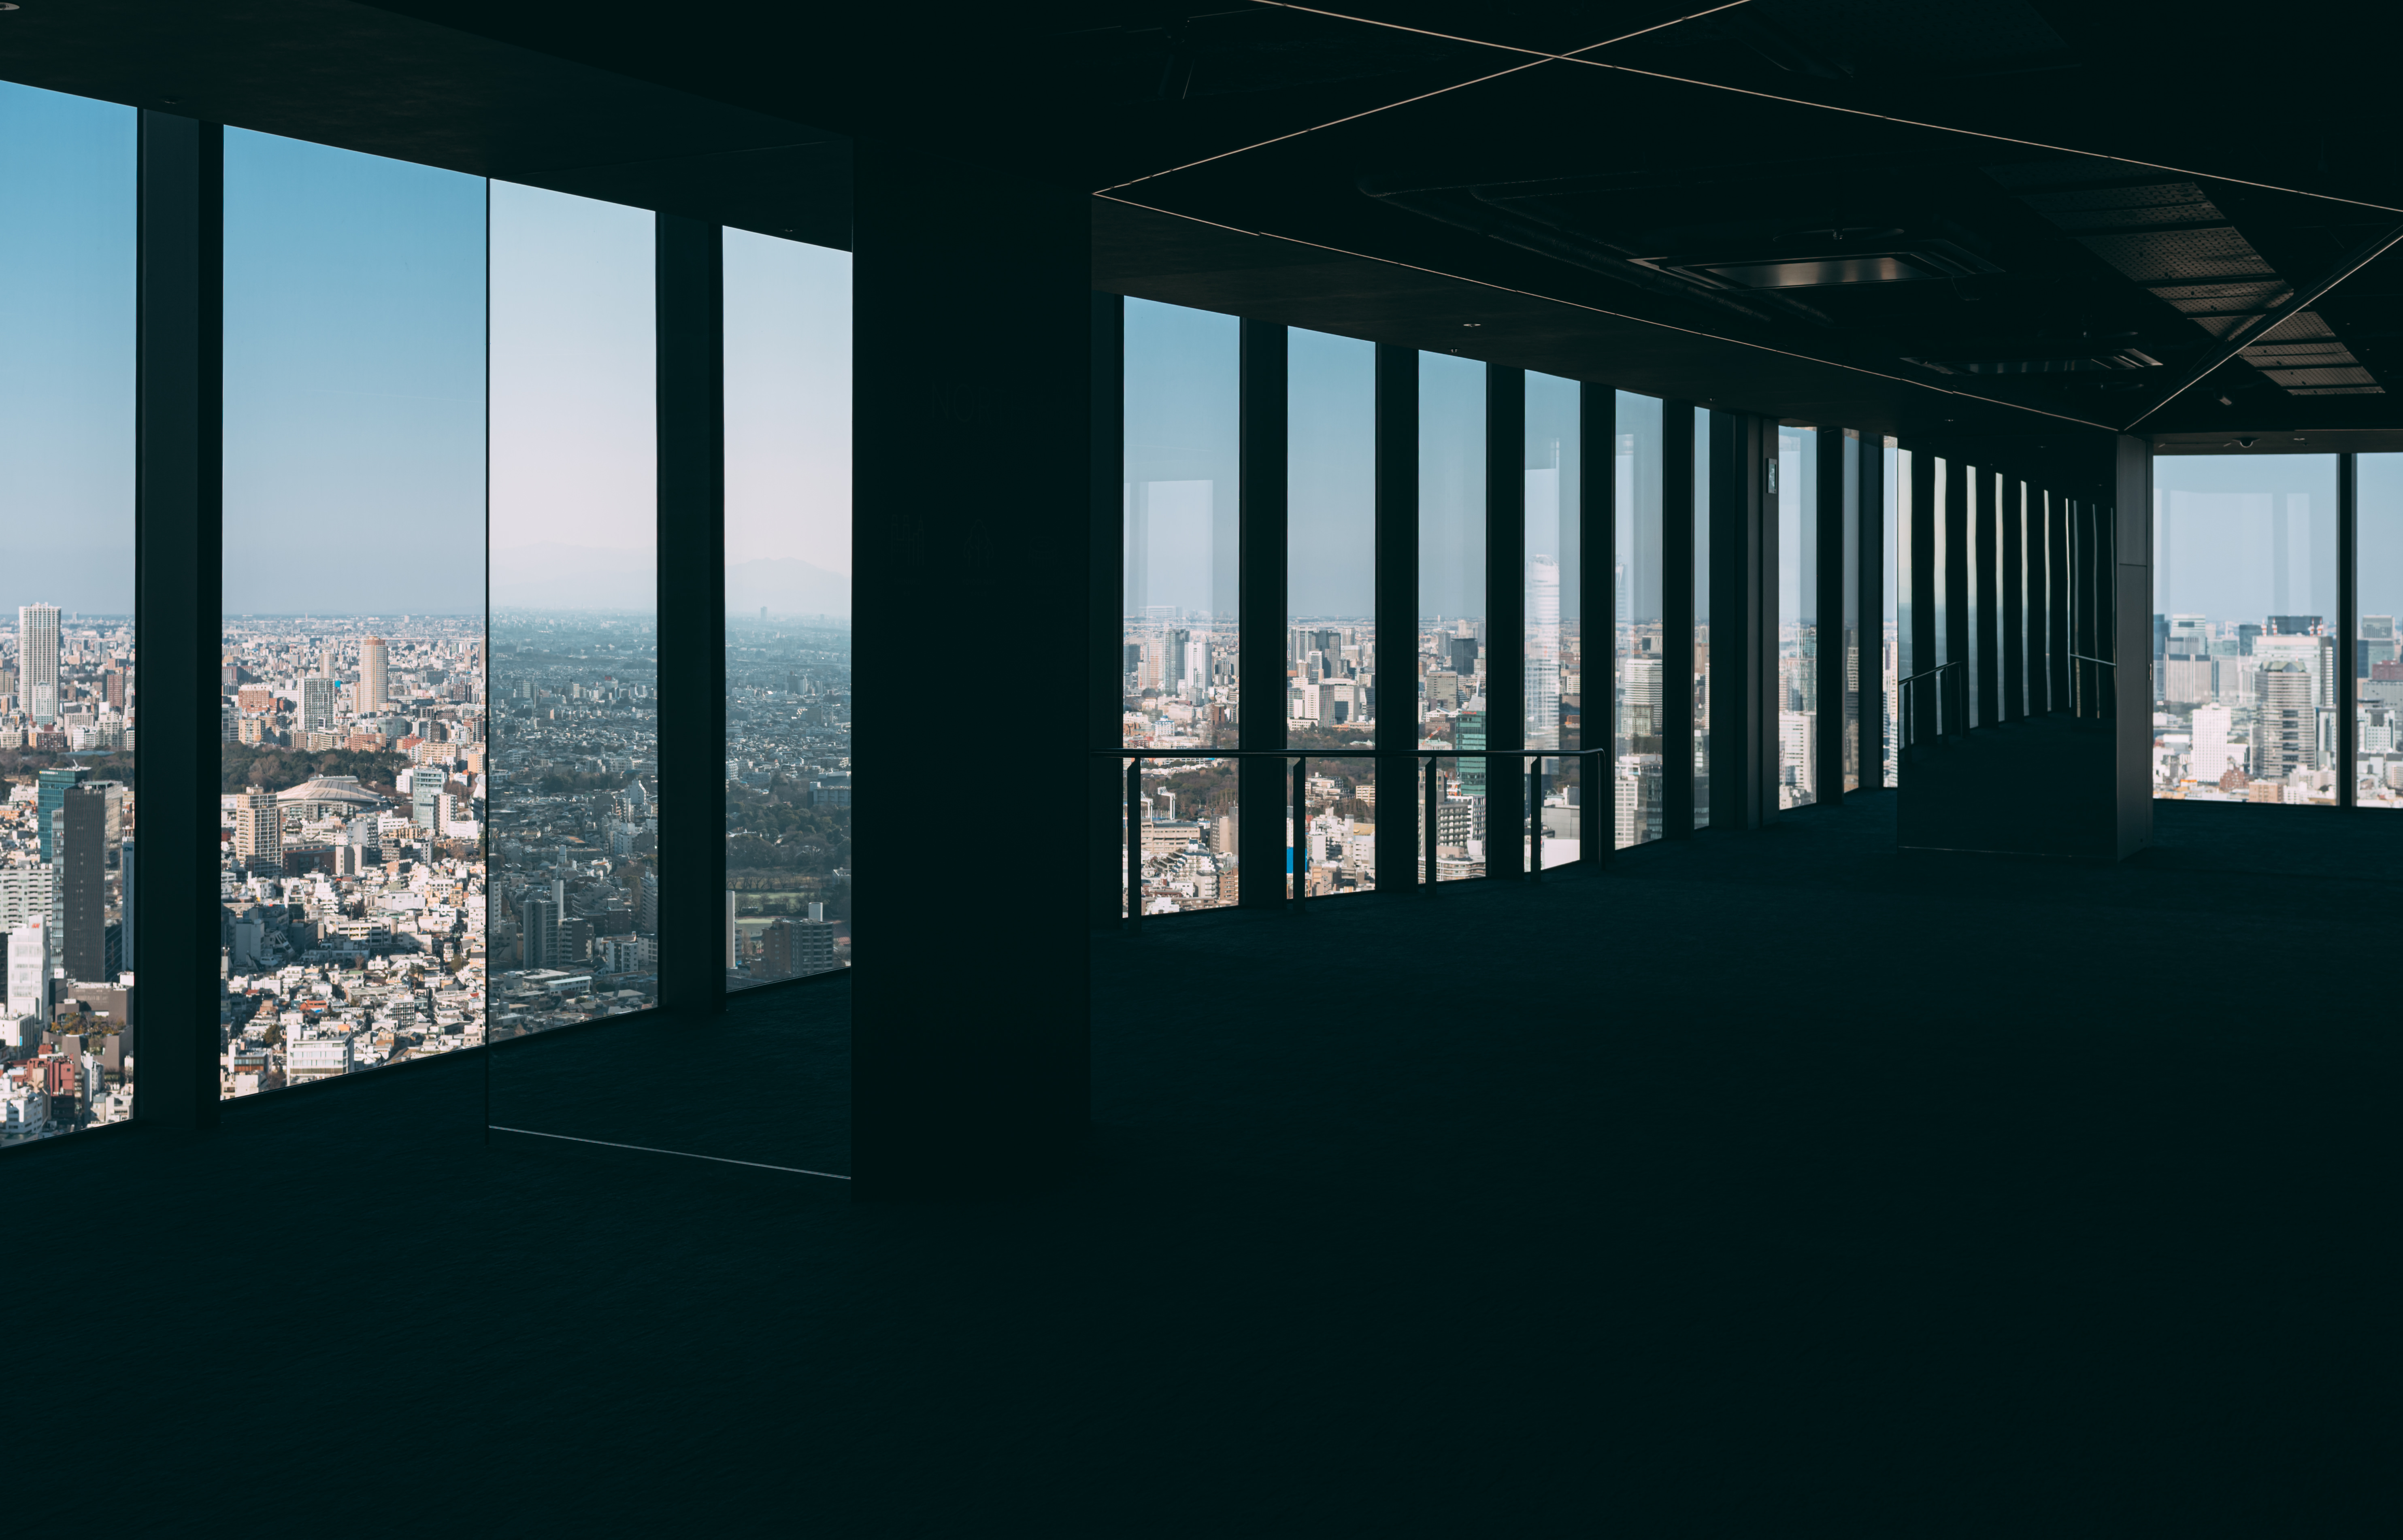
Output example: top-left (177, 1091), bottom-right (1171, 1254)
top-left (0, 83), bottom-right (136, 1138)
top-left (2356, 454), bottom-right (2403, 807)
top-left (1421, 354), bottom-right (1485, 879)
top-left (2152, 454), bottom-right (2339, 804)
top-left (1777, 426), bottom-right (1817, 809)
top-left (1526, 372), bottom-right (1579, 867)
top-left (221, 131), bottom-right (487, 1095)
top-left (1694, 408), bottom-right (1711, 828)
top-left (724, 231), bottom-right (851, 984)
top-left (1124, 300), bottom-right (1239, 915)
top-left (1886, 442), bottom-right (1903, 787)
top-left (487, 183), bottom-right (658, 1034)
top-left (1288, 329), bottom-right (1377, 894)
top-left (1614, 393), bottom-right (1663, 847)
top-left (1842, 433), bottom-right (1860, 793)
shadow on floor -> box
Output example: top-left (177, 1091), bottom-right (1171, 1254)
top-left (18, 793), bottom-right (2390, 1534)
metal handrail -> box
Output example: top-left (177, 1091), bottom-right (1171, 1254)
top-left (2068, 653), bottom-right (2116, 668)
top-left (1899, 658), bottom-right (1967, 751)
top-left (1111, 744), bottom-right (1609, 927)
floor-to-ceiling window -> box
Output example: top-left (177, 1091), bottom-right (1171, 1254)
top-left (1123, 300), bottom-right (1239, 915)
top-left (2153, 454), bottom-right (2339, 804)
top-left (2354, 454), bottom-right (2403, 806)
top-left (0, 82), bottom-right (137, 1138)
top-left (487, 183), bottom-right (659, 1033)
top-left (1421, 354), bottom-right (1486, 879)
top-left (1615, 393), bottom-right (1663, 847)
top-left (1524, 373), bottom-right (1582, 867)
top-left (220, 130), bottom-right (487, 1094)
top-left (1287, 330), bottom-right (1376, 895)
top-left (723, 231), bottom-right (851, 984)
top-left (1776, 425), bottom-right (1817, 809)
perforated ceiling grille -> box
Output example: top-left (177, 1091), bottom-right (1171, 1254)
top-left (1994, 167), bottom-right (2383, 398)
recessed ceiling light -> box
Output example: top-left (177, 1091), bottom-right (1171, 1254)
top-left (1462, 323), bottom-right (1480, 328)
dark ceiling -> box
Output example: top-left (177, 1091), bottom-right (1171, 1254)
top-left (6, 0), bottom-right (2402, 451)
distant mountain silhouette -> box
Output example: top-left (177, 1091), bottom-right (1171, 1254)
top-left (492, 544), bottom-right (848, 619)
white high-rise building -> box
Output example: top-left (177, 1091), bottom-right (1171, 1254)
top-left (299, 676), bottom-right (339, 734)
top-left (6, 919), bottom-right (51, 1022)
top-left (18, 604), bottom-right (60, 724)
top-left (0, 866), bottom-right (57, 933)
top-left (1526, 555), bottom-right (1561, 751)
top-left (2190, 704), bottom-right (2234, 786)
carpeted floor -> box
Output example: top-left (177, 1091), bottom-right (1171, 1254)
top-left (18, 794), bottom-right (2393, 1535)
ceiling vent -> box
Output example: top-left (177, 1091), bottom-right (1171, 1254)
top-left (1640, 234), bottom-right (2000, 290)
top-left (1905, 348), bottom-right (2162, 376)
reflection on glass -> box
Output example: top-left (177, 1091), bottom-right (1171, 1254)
top-left (1842, 432), bottom-right (1861, 793)
top-left (1525, 372), bottom-right (1580, 867)
top-left (2152, 454), bottom-right (2339, 804)
top-left (1288, 329), bottom-right (1376, 895)
top-left (220, 131), bottom-right (487, 1094)
top-left (1124, 301), bottom-right (1240, 914)
top-left (1421, 354), bottom-right (1485, 880)
top-left (1884, 441), bottom-right (1901, 787)
top-left (1776, 426), bottom-right (1818, 809)
top-left (2356, 455), bottom-right (2403, 807)
top-left (1694, 408), bottom-right (1711, 828)
top-left (0, 83), bottom-right (136, 1138)
top-left (724, 231), bottom-right (851, 984)
top-left (1615, 393), bottom-right (1663, 846)
top-left (487, 183), bottom-right (659, 1035)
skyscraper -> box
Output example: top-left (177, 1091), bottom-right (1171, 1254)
top-left (234, 788), bottom-right (283, 874)
top-left (1526, 555), bottom-right (1561, 751)
top-left (360, 635), bottom-right (389, 708)
top-left (2256, 663), bottom-right (2313, 781)
top-left (522, 889), bottom-right (562, 967)
top-left (18, 604), bottom-right (60, 723)
top-left (60, 787), bottom-right (108, 983)
top-left (36, 767), bottom-right (85, 862)
top-left (299, 675), bottom-right (339, 735)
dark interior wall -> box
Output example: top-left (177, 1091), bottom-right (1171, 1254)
top-left (2112, 434), bottom-right (2153, 858)
top-left (851, 143), bottom-right (1092, 1194)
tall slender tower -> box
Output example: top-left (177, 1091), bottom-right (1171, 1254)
top-left (1526, 555), bottom-right (1561, 751)
top-left (18, 604), bottom-right (61, 723)
top-left (359, 635), bottom-right (389, 710)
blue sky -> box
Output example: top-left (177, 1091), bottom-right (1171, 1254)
top-left (4, 83), bottom-right (853, 624)
top-left (0, 82), bottom-right (135, 616)
top-left (223, 128), bottom-right (488, 614)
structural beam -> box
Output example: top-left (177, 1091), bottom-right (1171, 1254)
top-left (654, 213), bottom-right (728, 1020)
top-left (852, 144), bottom-right (1090, 1194)
top-left (135, 111), bottom-right (222, 1131)
top-left (1583, 385), bottom-right (1612, 862)
top-left (2339, 453), bottom-right (2359, 810)
top-left (1857, 435), bottom-right (1886, 789)
top-left (1660, 400), bottom-right (1694, 837)
top-left (1091, 294), bottom-right (1129, 921)
top-left (1485, 367), bottom-right (1525, 879)
top-left (1814, 427), bottom-right (1847, 806)
top-left (1238, 318), bottom-right (1290, 907)
top-left (1374, 345), bottom-right (1419, 893)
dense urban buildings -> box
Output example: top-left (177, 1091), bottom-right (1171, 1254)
top-left (0, 609), bottom-right (136, 1138)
